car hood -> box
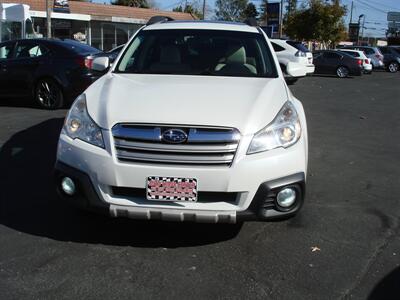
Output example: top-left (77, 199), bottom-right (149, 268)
top-left (86, 73), bottom-right (288, 135)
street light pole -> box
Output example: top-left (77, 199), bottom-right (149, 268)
top-left (202, 0), bottom-right (206, 20)
top-left (361, 15), bottom-right (366, 42)
top-left (279, 0), bottom-right (284, 38)
top-left (357, 14), bottom-right (364, 45)
top-left (46, 0), bottom-right (51, 38)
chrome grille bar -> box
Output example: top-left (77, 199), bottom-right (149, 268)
top-left (112, 124), bottom-right (240, 166)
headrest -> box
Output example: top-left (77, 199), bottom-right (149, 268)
top-left (226, 44), bottom-right (246, 64)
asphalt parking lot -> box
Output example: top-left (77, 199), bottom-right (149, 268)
top-left (0, 72), bottom-right (399, 299)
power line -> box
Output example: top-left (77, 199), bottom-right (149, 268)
top-left (353, 0), bottom-right (388, 14)
top-left (362, 0), bottom-right (399, 11)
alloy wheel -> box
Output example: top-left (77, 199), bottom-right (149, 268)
top-left (337, 66), bottom-right (349, 78)
top-left (388, 62), bottom-right (398, 73)
top-left (36, 79), bottom-right (63, 109)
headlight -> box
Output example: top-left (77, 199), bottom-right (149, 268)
top-left (63, 94), bottom-right (104, 148)
top-left (247, 101), bottom-right (301, 154)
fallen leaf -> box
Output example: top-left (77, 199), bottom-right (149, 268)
top-left (311, 246), bottom-right (321, 252)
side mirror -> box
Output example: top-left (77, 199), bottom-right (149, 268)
top-left (91, 56), bottom-right (110, 72)
top-left (286, 62), bottom-right (307, 78)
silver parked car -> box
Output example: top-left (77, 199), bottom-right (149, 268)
top-left (342, 46), bottom-right (384, 69)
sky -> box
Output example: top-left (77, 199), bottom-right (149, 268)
top-left (93, 0), bottom-right (400, 37)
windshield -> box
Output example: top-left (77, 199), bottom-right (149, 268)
top-left (116, 29), bottom-right (277, 78)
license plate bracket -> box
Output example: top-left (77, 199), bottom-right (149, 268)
top-left (146, 176), bottom-right (198, 202)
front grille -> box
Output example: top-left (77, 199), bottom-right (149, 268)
top-left (112, 187), bottom-right (238, 203)
top-left (112, 124), bottom-right (240, 166)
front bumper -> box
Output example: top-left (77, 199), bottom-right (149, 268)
top-left (55, 161), bottom-right (305, 223)
top-left (55, 111), bottom-right (307, 223)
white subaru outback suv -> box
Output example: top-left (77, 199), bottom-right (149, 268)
top-left (55, 17), bottom-right (308, 223)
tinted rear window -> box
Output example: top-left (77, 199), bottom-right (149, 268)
top-left (286, 41), bottom-right (310, 52)
top-left (360, 47), bottom-right (375, 55)
top-left (392, 47), bottom-right (400, 55)
top-left (340, 51), bottom-right (359, 57)
top-left (59, 40), bottom-right (100, 54)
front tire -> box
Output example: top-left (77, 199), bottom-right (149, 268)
top-left (285, 77), bottom-right (298, 85)
top-left (387, 62), bottom-right (399, 73)
top-left (35, 78), bottom-right (64, 110)
top-left (336, 66), bottom-right (349, 78)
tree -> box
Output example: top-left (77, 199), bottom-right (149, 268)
top-left (173, 1), bottom-right (203, 19)
top-left (215, 0), bottom-right (249, 22)
top-left (112, 0), bottom-right (150, 8)
top-left (285, 0), bottom-right (347, 46)
top-left (241, 3), bottom-right (258, 20)
top-left (286, 0), bottom-right (298, 16)
top-left (259, 0), bottom-right (268, 23)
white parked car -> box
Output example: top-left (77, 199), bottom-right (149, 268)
top-left (337, 49), bottom-right (372, 74)
top-left (270, 39), bottom-right (315, 84)
top-left (55, 17), bottom-right (308, 223)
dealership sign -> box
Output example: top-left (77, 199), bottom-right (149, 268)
top-left (348, 23), bottom-right (360, 42)
top-left (387, 12), bottom-right (400, 22)
top-left (53, 0), bottom-right (70, 13)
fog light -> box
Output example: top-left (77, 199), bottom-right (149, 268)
top-left (276, 187), bottom-right (296, 208)
top-left (61, 177), bottom-right (76, 196)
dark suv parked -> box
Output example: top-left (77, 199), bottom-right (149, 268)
top-left (378, 46), bottom-right (400, 73)
top-left (0, 39), bottom-right (103, 109)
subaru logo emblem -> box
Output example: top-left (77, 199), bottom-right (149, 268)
top-left (162, 129), bottom-right (188, 144)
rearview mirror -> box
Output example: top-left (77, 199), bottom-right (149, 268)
top-left (92, 56), bottom-right (110, 72)
top-left (286, 62), bottom-right (307, 78)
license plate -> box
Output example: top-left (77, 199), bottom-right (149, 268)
top-left (146, 176), bottom-right (198, 202)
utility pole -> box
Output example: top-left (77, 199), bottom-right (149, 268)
top-left (202, 0), bottom-right (206, 20)
top-left (361, 15), bottom-right (366, 42)
top-left (46, 0), bottom-right (51, 38)
top-left (350, 1), bottom-right (353, 23)
top-left (279, 0), bottom-right (284, 38)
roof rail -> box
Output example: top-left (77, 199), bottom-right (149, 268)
top-left (244, 18), bottom-right (258, 27)
top-left (146, 16), bottom-right (174, 26)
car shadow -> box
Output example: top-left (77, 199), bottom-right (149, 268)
top-left (310, 74), bottom-right (357, 79)
top-left (0, 97), bottom-right (38, 109)
top-left (368, 267), bottom-right (400, 300)
top-left (0, 119), bottom-right (242, 248)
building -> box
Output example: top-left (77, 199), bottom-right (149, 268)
top-left (0, 0), bottom-right (195, 51)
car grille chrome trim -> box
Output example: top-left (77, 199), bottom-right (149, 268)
top-left (112, 124), bottom-right (240, 166)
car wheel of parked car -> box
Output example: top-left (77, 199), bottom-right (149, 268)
top-left (35, 78), bottom-right (64, 110)
top-left (336, 66), bottom-right (349, 78)
top-left (387, 62), bottom-right (399, 73)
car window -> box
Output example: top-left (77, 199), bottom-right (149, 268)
top-left (392, 47), bottom-right (400, 55)
top-left (0, 43), bottom-right (14, 60)
top-left (341, 51), bottom-right (359, 57)
top-left (323, 52), bottom-right (341, 59)
top-left (271, 42), bottom-right (285, 52)
top-left (286, 41), bottom-right (310, 52)
top-left (59, 40), bottom-right (101, 55)
top-left (15, 43), bottom-right (48, 58)
top-left (313, 52), bottom-right (322, 58)
top-left (379, 47), bottom-right (389, 54)
top-left (116, 29), bottom-right (278, 78)
top-left (360, 47), bottom-right (374, 55)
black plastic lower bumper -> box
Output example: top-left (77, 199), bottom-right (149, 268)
top-left (54, 161), bottom-right (109, 214)
top-left (54, 161), bottom-right (305, 222)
